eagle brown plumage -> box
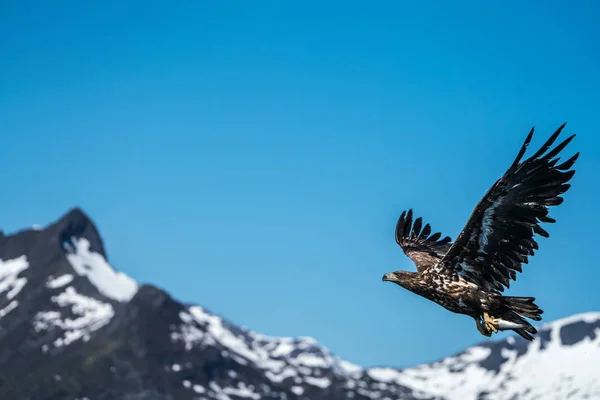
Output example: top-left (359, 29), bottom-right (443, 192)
top-left (382, 123), bottom-right (579, 341)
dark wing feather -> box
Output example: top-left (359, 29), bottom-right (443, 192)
top-left (432, 122), bottom-right (579, 292)
top-left (395, 209), bottom-right (452, 272)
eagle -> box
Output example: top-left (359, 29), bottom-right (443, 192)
top-left (382, 123), bottom-right (579, 340)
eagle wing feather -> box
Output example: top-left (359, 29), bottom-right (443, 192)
top-left (431, 123), bottom-right (579, 292)
top-left (395, 209), bottom-right (452, 272)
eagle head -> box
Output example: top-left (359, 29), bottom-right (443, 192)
top-left (382, 270), bottom-right (418, 290)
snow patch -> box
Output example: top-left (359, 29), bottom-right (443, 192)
top-left (171, 311), bottom-right (206, 350)
top-left (270, 340), bottom-right (295, 357)
top-left (65, 238), bottom-right (138, 302)
top-left (34, 286), bottom-right (114, 348)
top-left (304, 376), bottom-right (331, 388)
top-left (295, 352), bottom-right (329, 368)
top-left (46, 274), bottom-right (74, 289)
top-left (367, 368), bottom-right (403, 383)
top-left (193, 384), bottom-right (205, 394)
top-left (0, 300), bottom-right (18, 318)
top-left (291, 386), bottom-right (304, 395)
top-left (0, 255), bottom-right (29, 301)
top-left (222, 382), bottom-right (260, 399)
top-left (338, 359), bottom-right (362, 374)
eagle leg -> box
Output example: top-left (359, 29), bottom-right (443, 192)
top-left (475, 317), bottom-right (492, 337)
top-left (483, 312), bottom-right (499, 334)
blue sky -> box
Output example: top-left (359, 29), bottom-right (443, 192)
top-left (1, 1), bottom-right (599, 368)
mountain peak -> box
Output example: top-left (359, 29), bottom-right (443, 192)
top-left (36, 207), bottom-right (139, 303)
top-left (50, 207), bottom-right (107, 260)
top-left (0, 207), bottom-right (139, 305)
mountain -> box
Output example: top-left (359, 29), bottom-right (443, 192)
top-left (0, 208), bottom-right (598, 400)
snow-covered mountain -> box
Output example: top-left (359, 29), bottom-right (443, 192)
top-left (0, 208), bottom-right (598, 400)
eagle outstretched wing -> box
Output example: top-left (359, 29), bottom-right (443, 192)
top-left (395, 209), bottom-right (452, 272)
top-left (432, 123), bottom-right (579, 292)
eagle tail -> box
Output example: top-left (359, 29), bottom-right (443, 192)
top-left (514, 327), bottom-right (536, 341)
top-left (501, 296), bottom-right (543, 341)
top-left (503, 296), bottom-right (543, 320)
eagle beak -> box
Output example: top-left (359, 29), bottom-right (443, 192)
top-left (382, 272), bottom-right (394, 282)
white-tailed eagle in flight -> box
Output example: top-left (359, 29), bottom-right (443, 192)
top-left (382, 123), bottom-right (578, 340)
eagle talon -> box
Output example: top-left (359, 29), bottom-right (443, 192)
top-left (483, 312), bottom-right (499, 334)
top-left (475, 317), bottom-right (492, 337)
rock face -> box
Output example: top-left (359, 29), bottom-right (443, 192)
top-left (0, 207), bottom-right (598, 400)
